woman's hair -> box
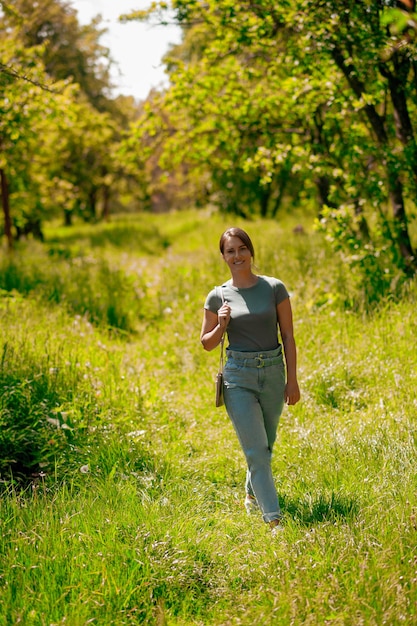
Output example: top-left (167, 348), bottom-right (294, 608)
top-left (219, 228), bottom-right (255, 261)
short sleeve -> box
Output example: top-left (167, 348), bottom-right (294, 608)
top-left (204, 287), bottom-right (223, 313)
top-left (272, 278), bottom-right (290, 305)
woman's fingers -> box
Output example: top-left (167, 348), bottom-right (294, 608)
top-left (218, 302), bottom-right (231, 327)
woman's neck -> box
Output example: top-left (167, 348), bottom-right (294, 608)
top-left (230, 271), bottom-right (258, 289)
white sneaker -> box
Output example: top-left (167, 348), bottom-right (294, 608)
top-left (270, 519), bottom-right (284, 536)
top-left (244, 494), bottom-right (259, 515)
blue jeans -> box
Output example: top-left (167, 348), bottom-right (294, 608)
top-left (223, 347), bottom-right (286, 523)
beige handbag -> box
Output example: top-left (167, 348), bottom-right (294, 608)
top-left (215, 287), bottom-right (225, 408)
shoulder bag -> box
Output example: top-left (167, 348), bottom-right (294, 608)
top-left (215, 286), bottom-right (225, 407)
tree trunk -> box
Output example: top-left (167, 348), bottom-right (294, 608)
top-left (88, 188), bottom-right (97, 221)
top-left (379, 53), bottom-right (417, 190)
top-left (101, 185), bottom-right (110, 221)
top-left (259, 183), bottom-right (271, 218)
top-left (63, 208), bottom-right (73, 226)
top-left (271, 160), bottom-right (292, 218)
top-left (310, 110), bottom-right (339, 214)
top-left (0, 168), bottom-right (13, 251)
top-left (332, 46), bottom-right (388, 143)
top-left (387, 172), bottom-right (415, 268)
top-left (315, 175), bottom-right (338, 214)
top-left (354, 199), bottom-right (370, 241)
top-left (332, 45), bottom-right (415, 265)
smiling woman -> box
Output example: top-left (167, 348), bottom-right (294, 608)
top-left (200, 227), bottom-right (300, 535)
top-left (70, 0), bottom-right (182, 100)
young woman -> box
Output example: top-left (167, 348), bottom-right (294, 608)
top-left (200, 227), bottom-right (300, 533)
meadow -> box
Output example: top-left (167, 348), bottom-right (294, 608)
top-left (1, 209), bottom-right (417, 625)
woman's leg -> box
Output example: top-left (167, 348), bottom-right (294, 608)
top-left (224, 361), bottom-right (286, 523)
top-left (259, 362), bottom-right (286, 454)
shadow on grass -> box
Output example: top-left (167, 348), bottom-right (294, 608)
top-left (281, 490), bottom-right (360, 526)
top-left (47, 223), bottom-right (171, 255)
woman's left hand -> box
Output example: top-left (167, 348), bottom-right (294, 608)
top-left (285, 381), bottom-right (300, 406)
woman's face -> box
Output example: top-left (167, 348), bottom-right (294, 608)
top-left (222, 236), bottom-right (252, 273)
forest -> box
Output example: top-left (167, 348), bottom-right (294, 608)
top-left (1, 1), bottom-right (417, 624)
top-left (1, 0), bottom-right (417, 278)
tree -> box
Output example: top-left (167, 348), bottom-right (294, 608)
top-left (0, 31), bottom-right (64, 249)
top-left (1, 0), bottom-right (113, 111)
top-left (302, 0), bottom-right (417, 266)
top-left (125, 0), bottom-right (417, 271)
top-left (0, 0), bottom-right (145, 246)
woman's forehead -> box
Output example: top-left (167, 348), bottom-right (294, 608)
top-left (224, 235), bottom-right (245, 247)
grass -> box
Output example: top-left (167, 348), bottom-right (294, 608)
top-left (1, 208), bottom-right (417, 624)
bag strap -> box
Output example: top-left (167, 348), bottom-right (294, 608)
top-left (217, 286), bottom-right (225, 373)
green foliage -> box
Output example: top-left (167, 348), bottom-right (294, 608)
top-left (127, 0), bottom-right (417, 272)
top-left (316, 204), bottom-right (410, 307)
top-left (0, 342), bottom-right (83, 480)
top-left (1, 0), bottom-right (112, 111)
top-left (0, 369), bottom-right (66, 478)
top-left (0, 288), bottom-right (155, 483)
top-left (0, 1), bottom-right (144, 245)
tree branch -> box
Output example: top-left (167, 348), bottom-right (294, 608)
top-left (0, 62), bottom-right (59, 93)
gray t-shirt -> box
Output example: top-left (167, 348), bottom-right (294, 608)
top-left (204, 275), bottom-right (289, 351)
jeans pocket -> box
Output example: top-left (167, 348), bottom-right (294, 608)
top-left (224, 359), bottom-right (244, 372)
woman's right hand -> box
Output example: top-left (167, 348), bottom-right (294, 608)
top-left (217, 301), bottom-right (231, 330)
top-left (200, 303), bottom-right (231, 351)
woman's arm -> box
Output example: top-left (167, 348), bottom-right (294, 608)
top-left (277, 298), bottom-right (300, 405)
top-left (200, 302), bottom-right (231, 351)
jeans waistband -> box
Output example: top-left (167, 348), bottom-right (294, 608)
top-left (226, 346), bottom-right (282, 368)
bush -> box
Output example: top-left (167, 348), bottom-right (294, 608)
top-left (0, 370), bottom-right (74, 480)
top-left (0, 253), bottom-right (145, 332)
top-left (316, 204), bottom-right (410, 309)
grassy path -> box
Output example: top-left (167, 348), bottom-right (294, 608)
top-left (1, 211), bottom-right (417, 624)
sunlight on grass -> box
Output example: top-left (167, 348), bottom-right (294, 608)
top-left (1, 210), bottom-right (417, 624)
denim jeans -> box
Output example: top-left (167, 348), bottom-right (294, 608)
top-left (223, 347), bottom-right (286, 523)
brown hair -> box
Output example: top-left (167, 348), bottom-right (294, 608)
top-left (219, 228), bottom-right (255, 261)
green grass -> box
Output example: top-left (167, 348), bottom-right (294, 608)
top-left (1, 209), bottom-right (417, 624)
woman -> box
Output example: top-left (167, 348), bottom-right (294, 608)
top-left (200, 227), bottom-right (300, 533)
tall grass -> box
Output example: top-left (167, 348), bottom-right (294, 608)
top-left (1, 209), bottom-right (417, 624)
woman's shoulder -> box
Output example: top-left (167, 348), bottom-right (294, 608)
top-left (258, 276), bottom-right (289, 302)
top-left (207, 280), bottom-right (228, 292)
top-left (258, 275), bottom-right (285, 287)
top-left (216, 280), bottom-right (232, 293)
top-left (205, 282), bottom-right (230, 307)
